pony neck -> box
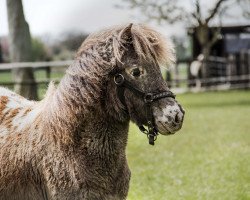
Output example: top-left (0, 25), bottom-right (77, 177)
top-left (44, 63), bottom-right (129, 149)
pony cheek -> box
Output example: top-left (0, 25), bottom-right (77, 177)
top-left (125, 95), bottom-right (147, 125)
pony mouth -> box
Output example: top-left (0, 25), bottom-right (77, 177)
top-left (157, 121), bottom-right (176, 135)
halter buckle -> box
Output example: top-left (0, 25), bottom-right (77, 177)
top-left (148, 133), bottom-right (157, 145)
top-left (114, 74), bottom-right (125, 86)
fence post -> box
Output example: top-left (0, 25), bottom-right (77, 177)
top-left (227, 54), bottom-right (236, 86)
top-left (240, 50), bottom-right (246, 75)
top-left (174, 63), bottom-right (180, 88)
top-left (45, 66), bottom-right (51, 81)
top-left (248, 50), bottom-right (250, 85)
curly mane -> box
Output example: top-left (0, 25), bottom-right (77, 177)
top-left (46, 24), bottom-right (176, 134)
top-left (76, 23), bottom-right (175, 69)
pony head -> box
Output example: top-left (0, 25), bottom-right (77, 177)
top-left (75, 23), bottom-right (185, 136)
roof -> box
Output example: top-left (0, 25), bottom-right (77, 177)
top-left (188, 24), bottom-right (250, 35)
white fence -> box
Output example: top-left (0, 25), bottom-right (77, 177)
top-left (0, 60), bottom-right (73, 86)
top-left (0, 60), bottom-right (73, 70)
top-left (0, 60), bottom-right (250, 93)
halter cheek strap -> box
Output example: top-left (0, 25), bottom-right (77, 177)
top-left (114, 73), bottom-right (176, 145)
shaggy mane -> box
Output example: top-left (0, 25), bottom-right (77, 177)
top-left (76, 23), bottom-right (175, 69)
top-left (45, 24), bottom-right (176, 136)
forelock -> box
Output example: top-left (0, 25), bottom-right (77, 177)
top-left (76, 24), bottom-right (175, 72)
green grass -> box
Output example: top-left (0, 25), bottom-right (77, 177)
top-left (127, 90), bottom-right (250, 200)
top-left (0, 72), bottom-right (12, 82)
top-left (1, 71), bottom-right (250, 199)
top-left (35, 70), bottom-right (64, 98)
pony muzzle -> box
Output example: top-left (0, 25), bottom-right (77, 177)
top-left (153, 103), bottom-right (185, 135)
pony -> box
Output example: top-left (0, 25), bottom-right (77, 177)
top-left (0, 23), bottom-right (184, 200)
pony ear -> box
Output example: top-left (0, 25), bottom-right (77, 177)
top-left (119, 23), bottom-right (133, 42)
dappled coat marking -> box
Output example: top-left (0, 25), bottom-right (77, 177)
top-left (0, 88), bottom-right (36, 137)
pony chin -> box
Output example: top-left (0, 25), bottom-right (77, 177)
top-left (155, 122), bottom-right (177, 136)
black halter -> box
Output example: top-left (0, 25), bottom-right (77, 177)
top-left (114, 73), bottom-right (176, 145)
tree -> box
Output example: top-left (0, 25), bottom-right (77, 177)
top-left (60, 32), bottom-right (88, 51)
top-left (51, 32), bottom-right (88, 60)
top-left (6, 0), bottom-right (38, 100)
top-left (238, 0), bottom-right (250, 18)
top-left (31, 37), bottom-right (51, 61)
top-left (171, 36), bottom-right (191, 60)
top-left (119, 0), bottom-right (247, 77)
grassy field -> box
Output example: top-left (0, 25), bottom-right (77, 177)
top-left (127, 90), bottom-right (250, 200)
top-left (1, 71), bottom-right (250, 199)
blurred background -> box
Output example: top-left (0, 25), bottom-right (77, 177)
top-left (0, 0), bottom-right (250, 199)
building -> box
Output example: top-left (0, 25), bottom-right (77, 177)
top-left (188, 25), bottom-right (250, 86)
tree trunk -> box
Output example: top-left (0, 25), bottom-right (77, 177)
top-left (195, 23), bottom-right (212, 86)
top-left (6, 0), bottom-right (38, 100)
top-left (201, 45), bottom-right (210, 79)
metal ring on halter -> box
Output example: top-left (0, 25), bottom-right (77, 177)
top-left (114, 74), bottom-right (125, 86)
top-left (147, 134), bottom-right (157, 141)
top-left (144, 93), bottom-right (154, 103)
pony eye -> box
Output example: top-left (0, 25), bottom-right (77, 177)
top-left (131, 68), bottom-right (141, 77)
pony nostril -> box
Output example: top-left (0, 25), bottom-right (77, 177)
top-left (178, 103), bottom-right (185, 114)
top-left (174, 114), bottom-right (180, 123)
